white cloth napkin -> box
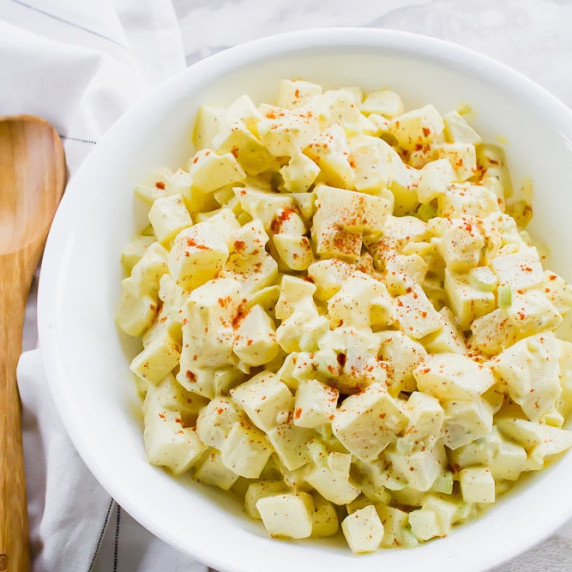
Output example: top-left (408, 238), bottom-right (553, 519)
top-left (2, 1), bottom-right (204, 569)
top-left (3, 0), bottom-right (572, 570)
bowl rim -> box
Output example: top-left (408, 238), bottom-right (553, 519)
top-left (38, 26), bottom-right (572, 572)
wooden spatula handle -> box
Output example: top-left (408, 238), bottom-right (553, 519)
top-left (0, 253), bottom-right (32, 572)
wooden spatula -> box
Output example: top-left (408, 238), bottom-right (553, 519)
top-left (0, 115), bottom-right (66, 572)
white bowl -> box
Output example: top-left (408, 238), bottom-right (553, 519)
top-left (39, 28), bottom-right (572, 572)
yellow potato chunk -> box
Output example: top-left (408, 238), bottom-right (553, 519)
top-left (341, 505), bottom-right (384, 553)
top-left (332, 383), bottom-right (407, 462)
top-left (257, 493), bottom-right (314, 539)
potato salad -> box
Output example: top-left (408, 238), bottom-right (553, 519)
top-left (116, 79), bottom-right (572, 553)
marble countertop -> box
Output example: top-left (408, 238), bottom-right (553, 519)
top-left (175, 0), bottom-right (572, 108)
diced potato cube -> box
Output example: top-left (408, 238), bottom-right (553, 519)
top-left (295, 351), bottom-right (331, 385)
top-left (470, 309), bottom-right (518, 357)
top-left (341, 505), bottom-right (384, 554)
top-left (245, 481), bottom-right (288, 519)
top-left (490, 246), bottom-right (544, 289)
top-left (310, 88), bottom-right (365, 130)
top-left (258, 106), bottom-right (320, 157)
top-left (382, 253), bottom-right (428, 296)
top-left (220, 94), bottom-right (264, 134)
top-left (437, 183), bottom-right (499, 218)
top-left (142, 310), bottom-right (181, 355)
top-left (443, 110), bottom-right (481, 144)
top-left (490, 439), bottom-right (528, 481)
top-left (142, 373), bottom-right (208, 422)
top-left (257, 492), bottom-right (314, 539)
top-left (188, 149), bottom-right (246, 193)
top-left (317, 326), bottom-right (384, 393)
top-left (442, 398), bottom-right (493, 450)
top-left (200, 208), bottom-right (242, 247)
top-left (377, 505), bottom-right (413, 548)
top-left (280, 153), bottom-right (320, 192)
top-left (225, 251), bottom-right (279, 297)
top-left (409, 508), bottom-right (442, 541)
top-left (476, 143), bottom-right (513, 195)
top-left (236, 185), bottom-right (294, 231)
top-left (232, 218), bottom-right (269, 258)
top-left (450, 426), bottom-right (527, 481)
top-left (422, 495), bottom-right (460, 533)
top-left (196, 396), bottom-right (244, 449)
top-left (294, 379), bottom-right (338, 429)
top-left (230, 371), bottom-right (294, 432)
top-left (276, 298), bottom-right (329, 353)
top-left (305, 451), bottom-right (360, 505)
top-left (179, 277), bottom-right (241, 375)
top-left (307, 258), bottom-right (354, 301)
top-left (311, 494), bottom-right (339, 537)
top-left (389, 104), bottom-right (444, 150)
top-left (273, 233), bottom-right (314, 271)
top-left (195, 449), bottom-right (239, 491)
top-left (349, 135), bottom-right (409, 194)
top-left (275, 275), bottom-right (316, 320)
top-left (438, 218), bottom-right (484, 272)
top-left (193, 104), bottom-right (226, 150)
top-left (168, 224), bottom-right (229, 290)
top-left (314, 184), bottom-right (391, 235)
top-left (220, 421), bottom-right (273, 478)
top-left (506, 289), bottom-right (562, 336)
top-left (130, 333), bottom-right (180, 384)
top-left (332, 382), bottom-right (407, 461)
top-left (115, 277), bottom-right (157, 336)
top-left (491, 332), bottom-right (561, 421)
top-left (244, 284), bottom-right (281, 316)
top-left (312, 224), bottom-right (362, 261)
top-left (305, 124), bottom-right (355, 185)
top-left (129, 242), bottom-right (169, 297)
top-left (278, 79), bottom-right (323, 109)
top-left (542, 271), bottom-right (572, 315)
top-left (121, 235), bottom-right (155, 274)
top-left (383, 215), bottom-right (428, 251)
top-left (266, 422), bottom-right (313, 470)
top-left (134, 167), bottom-right (181, 204)
top-left (459, 467), bottom-right (495, 503)
top-left (403, 392), bottom-right (444, 443)
top-left (417, 158), bottom-right (457, 204)
top-left (496, 418), bottom-right (572, 466)
top-left (143, 410), bottom-right (206, 474)
top-left (327, 271), bottom-right (391, 329)
top-left (394, 285), bottom-right (442, 339)
top-left (478, 212), bottom-right (524, 259)
top-left (276, 352), bottom-right (306, 389)
top-left (386, 438), bottom-right (447, 492)
top-left (148, 195), bottom-right (192, 245)
top-left (436, 142), bottom-right (477, 181)
top-left (423, 307), bottom-right (468, 355)
top-left (233, 304), bottom-right (280, 367)
top-left (469, 266), bottom-right (498, 291)
top-left (291, 191), bottom-right (316, 222)
top-left (175, 368), bottom-right (216, 400)
top-left (444, 269), bottom-right (496, 331)
top-left (213, 121), bottom-right (276, 176)
top-left (414, 353), bottom-right (495, 401)
top-left (360, 89), bottom-right (403, 118)
top-left (269, 207), bottom-right (306, 237)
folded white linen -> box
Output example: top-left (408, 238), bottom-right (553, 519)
top-left (2, 0), bottom-right (203, 569)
